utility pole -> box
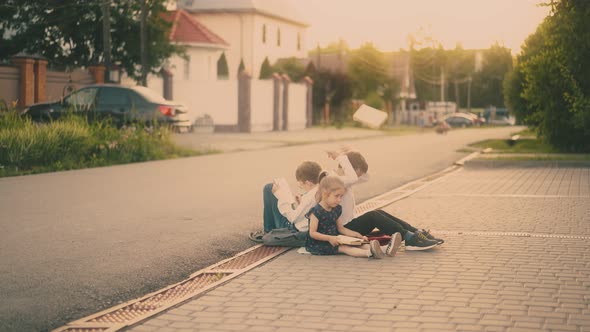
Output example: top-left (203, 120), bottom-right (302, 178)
top-left (140, 0), bottom-right (148, 86)
top-left (467, 76), bottom-right (472, 113)
top-left (316, 43), bottom-right (321, 71)
top-left (454, 79), bottom-right (459, 110)
top-left (324, 80), bottom-right (331, 126)
top-left (440, 68), bottom-right (445, 102)
top-left (101, 0), bottom-right (111, 82)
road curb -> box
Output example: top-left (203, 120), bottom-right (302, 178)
top-left (464, 158), bottom-right (590, 168)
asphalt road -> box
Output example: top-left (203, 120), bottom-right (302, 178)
top-left (0, 126), bottom-right (519, 331)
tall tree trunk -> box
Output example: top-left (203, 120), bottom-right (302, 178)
top-left (101, 0), bottom-right (111, 82)
top-left (140, 0), bottom-right (148, 86)
top-left (454, 79), bottom-right (460, 109)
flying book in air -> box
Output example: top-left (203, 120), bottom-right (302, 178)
top-left (353, 104), bottom-right (388, 128)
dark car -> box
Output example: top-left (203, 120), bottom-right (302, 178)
top-left (443, 113), bottom-right (474, 128)
top-left (22, 84), bottom-right (192, 131)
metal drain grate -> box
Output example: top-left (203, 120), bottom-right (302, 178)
top-left (378, 191), bottom-right (405, 201)
top-left (54, 245), bottom-right (290, 332)
top-left (355, 200), bottom-right (387, 215)
top-left (212, 246), bottom-right (288, 270)
top-left (90, 273), bottom-right (231, 323)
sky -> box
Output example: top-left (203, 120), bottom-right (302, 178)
top-left (289, 0), bottom-right (550, 54)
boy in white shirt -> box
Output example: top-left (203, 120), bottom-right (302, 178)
top-left (250, 161), bottom-right (322, 243)
top-left (330, 150), bottom-right (443, 251)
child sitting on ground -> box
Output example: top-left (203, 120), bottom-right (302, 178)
top-left (327, 149), bottom-right (443, 250)
top-left (306, 173), bottom-right (401, 259)
top-left (250, 161), bottom-right (322, 243)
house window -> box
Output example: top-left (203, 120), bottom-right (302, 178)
top-left (183, 56), bottom-right (190, 80)
top-left (297, 32), bottom-right (301, 51)
top-left (262, 24), bottom-right (266, 44)
top-left (184, 0), bottom-right (193, 6)
top-left (277, 28), bottom-right (281, 47)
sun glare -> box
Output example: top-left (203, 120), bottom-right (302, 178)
top-left (294, 0), bottom-right (549, 53)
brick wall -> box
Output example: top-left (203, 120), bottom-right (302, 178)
top-left (0, 55), bottom-right (106, 109)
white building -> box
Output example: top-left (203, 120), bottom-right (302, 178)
top-left (155, 9), bottom-right (231, 121)
top-left (177, 0), bottom-right (309, 79)
top-left (121, 6), bottom-right (311, 132)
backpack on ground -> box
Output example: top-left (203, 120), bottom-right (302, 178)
top-left (262, 228), bottom-right (307, 247)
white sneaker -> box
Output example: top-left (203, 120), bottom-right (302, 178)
top-left (369, 240), bottom-right (385, 259)
top-left (385, 232), bottom-right (402, 257)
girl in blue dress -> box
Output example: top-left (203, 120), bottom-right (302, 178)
top-left (306, 173), bottom-right (385, 259)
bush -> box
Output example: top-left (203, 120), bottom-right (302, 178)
top-left (0, 108), bottom-right (198, 177)
top-left (259, 56), bottom-right (273, 79)
top-left (505, 0), bottom-right (590, 152)
top-left (364, 91), bottom-right (384, 110)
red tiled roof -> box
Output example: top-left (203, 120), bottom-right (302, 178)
top-left (161, 10), bottom-right (228, 47)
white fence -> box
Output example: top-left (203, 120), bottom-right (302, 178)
top-left (250, 79), bottom-right (274, 132)
top-left (288, 83), bottom-right (307, 130)
top-left (123, 71), bottom-right (309, 132)
top-left (175, 79), bottom-right (239, 126)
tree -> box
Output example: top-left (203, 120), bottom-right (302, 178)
top-left (0, 0), bottom-right (181, 82)
top-left (347, 42), bottom-right (388, 99)
top-left (502, 62), bottom-right (527, 124)
top-left (217, 52), bottom-right (229, 79)
top-left (504, 0), bottom-right (590, 151)
top-left (237, 58), bottom-right (245, 75)
top-left (309, 70), bottom-right (352, 124)
top-left (273, 57), bottom-right (306, 82)
top-left (446, 45), bottom-right (476, 108)
top-left (259, 56), bottom-right (273, 79)
top-left (308, 39), bottom-right (349, 55)
top-left (410, 46), bottom-right (442, 103)
top-left (471, 43), bottom-right (512, 108)
top-left (304, 61), bottom-right (316, 76)
top-left (503, 23), bottom-right (547, 126)
top-left (0, 2), bottom-right (19, 63)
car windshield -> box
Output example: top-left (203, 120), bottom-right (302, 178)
top-left (64, 87), bottom-right (98, 110)
top-left (131, 86), bottom-right (169, 104)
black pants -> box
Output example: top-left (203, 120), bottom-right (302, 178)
top-left (344, 209), bottom-right (418, 238)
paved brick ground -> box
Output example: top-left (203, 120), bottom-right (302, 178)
top-left (127, 164), bottom-right (590, 332)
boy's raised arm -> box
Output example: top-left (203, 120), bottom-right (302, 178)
top-left (335, 154), bottom-right (359, 186)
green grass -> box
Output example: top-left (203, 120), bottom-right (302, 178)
top-left (511, 127), bottom-right (537, 137)
top-left (469, 138), bottom-right (559, 154)
top-left (0, 109), bottom-right (209, 178)
top-left (467, 133), bottom-right (590, 161)
top-left (482, 154), bottom-right (590, 161)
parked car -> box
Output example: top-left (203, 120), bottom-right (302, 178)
top-left (487, 116), bottom-right (515, 126)
top-left (458, 112), bottom-right (486, 126)
top-left (22, 84), bottom-right (193, 132)
top-left (442, 113), bottom-right (475, 128)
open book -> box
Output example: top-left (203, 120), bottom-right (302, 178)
top-left (272, 177), bottom-right (296, 205)
top-left (353, 104), bottom-right (388, 128)
top-left (337, 235), bottom-right (368, 246)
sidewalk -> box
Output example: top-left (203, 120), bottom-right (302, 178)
top-left (124, 162), bottom-right (590, 332)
